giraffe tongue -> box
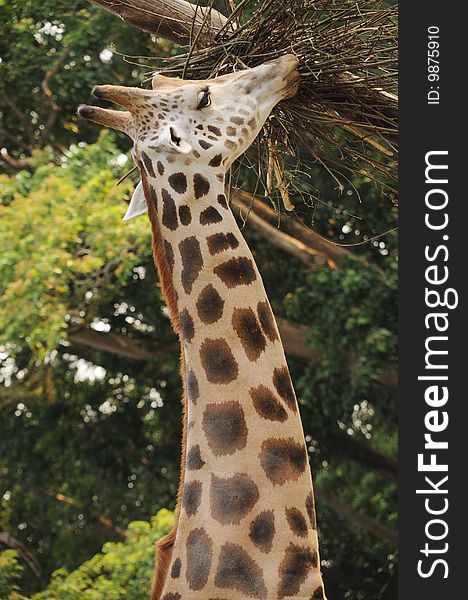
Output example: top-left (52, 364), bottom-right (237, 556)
top-left (122, 181), bottom-right (148, 221)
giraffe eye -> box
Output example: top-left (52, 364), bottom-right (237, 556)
top-left (197, 90), bottom-right (211, 109)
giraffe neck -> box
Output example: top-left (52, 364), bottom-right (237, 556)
top-left (141, 157), bottom-right (325, 600)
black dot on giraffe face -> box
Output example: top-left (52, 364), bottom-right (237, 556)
top-left (250, 385), bottom-right (288, 422)
top-left (178, 204), bottom-right (192, 225)
top-left (206, 232), bottom-right (239, 255)
top-left (186, 368), bottom-right (199, 404)
top-left (141, 151), bottom-right (156, 177)
top-left (179, 236), bottom-right (203, 294)
top-left (214, 543), bottom-right (267, 599)
top-left (217, 194), bottom-right (228, 209)
top-left (179, 308), bottom-right (194, 343)
top-left (193, 173), bottom-right (210, 199)
top-left (185, 528), bottom-right (213, 591)
top-left (161, 594), bottom-right (181, 600)
top-left (278, 543), bottom-right (318, 599)
top-left (203, 401), bottom-right (248, 457)
top-left (199, 338), bottom-right (239, 384)
top-left (209, 153), bottom-right (223, 167)
top-left (164, 240), bottom-right (174, 272)
top-left (161, 189), bottom-right (178, 231)
top-left (249, 510), bottom-right (276, 553)
top-left (210, 473), bottom-right (259, 524)
top-left (214, 257), bottom-right (257, 289)
top-left (170, 558), bottom-right (181, 578)
top-left (200, 206), bottom-right (222, 226)
top-left (168, 172), bottom-right (187, 194)
top-left (187, 445), bottom-right (205, 470)
top-left (182, 480), bottom-right (202, 516)
top-left (272, 366), bottom-right (297, 412)
top-left (196, 284), bottom-right (224, 325)
top-left (285, 507), bottom-right (308, 538)
top-left (259, 438), bottom-right (307, 485)
top-left (257, 301), bottom-right (279, 342)
top-left (157, 160), bottom-right (165, 175)
top-left (232, 307), bottom-right (267, 362)
top-left (306, 492), bottom-right (317, 529)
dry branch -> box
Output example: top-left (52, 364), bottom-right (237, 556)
top-left (0, 531), bottom-right (42, 579)
top-left (315, 489), bottom-right (397, 546)
top-left (88, 0), bottom-right (229, 43)
top-left (88, 0), bottom-right (398, 200)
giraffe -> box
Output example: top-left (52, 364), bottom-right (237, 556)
top-left (77, 54), bottom-right (326, 600)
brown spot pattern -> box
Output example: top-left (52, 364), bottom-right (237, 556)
top-left (232, 307), bottom-right (267, 362)
top-left (202, 402), bottom-right (247, 456)
top-left (217, 194), bottom-right (228, 209)
top-left (157, 160), bottom-right (165, 175)
top-left (146, 184), bottom-right (158, 209)
top-left (231, 116), bottom-right (244, 125)
top-left (210, 473), bottom-right (259, 525)
top-left (272, 366), bottom-right (297, 412)
top-left (164, 240), bottom-right (174, 272)
top-left (215, 543), bottom-right (267, 599)
top-left (208, 125), bottom-right (222, 136)
top-left (200, 206), bottom-right (223, 225)
top-left (278, 544), bottom-right (318, 599)
top-left (208, 153), bottom-right (223, 167)
top-left (285, 507), bottom-right (309, 538)
top-left (179, 308), bottom-right (194, 342)
top-left (161, 594), bottom-right (180, 600)
top-left (257, 301), bottom-right (279, 342)
top-left (259, 438), bottom-right (307, 485)
top-left (312, 586), bottom-right (325, 599)
top-left (214, 257), bottom-right (257, 289)
top-left (179, 236), bottom-right (203, 294)
top-left (196, 284), bottom-right (224, 324)
top-left (182, 480), bottom-right (202, 516)
top-left (161, 189), bottom-right (178, 231)
top-left (200, 338), bottom-right (239, 384)
top-left (207, 232), bottom-right (239, 255)
top-left (171, 558), bottom-right (181, 578)
top-left (178, 204), bottom-right (191, 225)
top-left (250, 385), bottom-right (288, 422)
top-left (187, 445), bottom-right (205, 470)
top-left (186, 368), bottom-right (199, 404)
top-left (306, 492), bottom-right (317, 529)
top-left (168, 172), bottom-right (187, 194)
top-left (199, 139), bottom-right (213, 150)
top-left (141, 151), bottom-right (155, 177)
top-left (249, 510), bottom-right (276, 553)
top-left (193, 173), bottom-right (210, 199)
top-left (186, 528), bottom-right (213, 591)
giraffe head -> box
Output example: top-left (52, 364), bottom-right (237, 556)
top-left (78, 54), bottom-right (299, 180)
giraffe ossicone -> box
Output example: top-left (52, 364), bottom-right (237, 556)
top-left (78, 54), bottom-right (326, 600)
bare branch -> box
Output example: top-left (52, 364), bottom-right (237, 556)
top-left (315, 489), bottom-right (397, 546)
top-left (87, 0), bottom-right (229, 43)
top-left (0, 531), bottom-right (42, 579)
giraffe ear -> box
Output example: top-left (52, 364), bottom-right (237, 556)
top-left (122, 181), bottom-right (148, 221)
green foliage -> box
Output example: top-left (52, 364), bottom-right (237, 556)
top-left (29, 510), bottom-right (173, 600)
top-left (0, 550), bottom-right (24, 599)
top-left (0, 132), bottom-right (150, 358)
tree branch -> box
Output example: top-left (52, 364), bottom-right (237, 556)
top-left (0, 531), bottom-right (42, 579)
top-left (87, 0), bottom-right (229, 43)
top-left (232, 189), bottom-right (351, 268)
top-left (49, 492), bottom-right (128, 541)
top-left (315, 489), bottom-right (397, 546)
